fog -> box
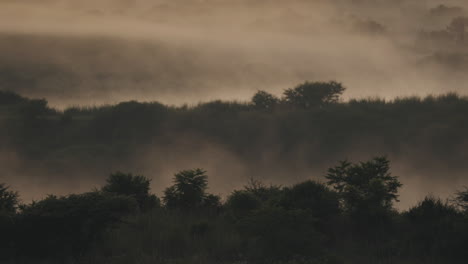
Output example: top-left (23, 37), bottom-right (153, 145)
top-left (1, 0), bottom-right (468, 107)
top-left (1, 0), bottom-right (468, 209)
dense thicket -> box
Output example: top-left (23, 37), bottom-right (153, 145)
top-left (1, 157), bottom-right (467, 264)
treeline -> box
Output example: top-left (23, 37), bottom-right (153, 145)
top-left (1, 82), bottom-right (468, 160)
top-left (1, 157), bottom-right (467, 263)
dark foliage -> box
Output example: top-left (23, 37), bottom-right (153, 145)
top-left (163, 169), bottom-right (221, 210)
top-left (401, 197), bottom-right (468, 261)
top-left (0, 90), bottom-right (27, 105)
top-left (0, 183), bottom-right (19, 214)
top-left (0, 183), bottom-right (19, 258)
top-left (11, 192), bottom-right (138, 260)
top-left (226, 179), bottom-right (282, 219)
top-left (102, 172), bottom-right (160, 211)
top-left (453, 187), bottom-right (468, 212)
top-left (238, 206), bottom-right (326, 259)
top-left (326, 157), bottom-right (402, 224)
top-left (283, 81), bottom-right (345, 108)
top-left (251, 90), bottom-right (280, 110)
top-left (225, 190), bottom-right (261, 218)
top-left (280, 180), bottom-right (341, 226)
top-left (0, 159), bottom-right (467, 263)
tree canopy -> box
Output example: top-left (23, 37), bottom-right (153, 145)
top-left (163, 169), bottom-right (220, 210)
top-left (283, 81), bottom-right (346, 108)
top-left (0, 183), bottom-right (19, 214)
top-left (326, 157), bottom-right (402, 219)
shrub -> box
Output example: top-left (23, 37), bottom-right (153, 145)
top-left (238, 206), bottom-right (326, 259)
top-left (163, 169), bottom-right (221, 210)
top-left (0, 183), bottom-right (18, 259)
top-left (283, 81), bottom-right (345, 109)
top-left (281, 180), bottom-right (341, 226)
top-left (14, 192), bottom-right (138, 259)
top-left (326, 157), bottom-right (402, 224)
top-left (402, 196), bottom-right (468, 261)
top-left (102, 172), bottom-right (160, 211)
top-left (453, 187), bottom-right (468, 212)
top-left (252, 90), bottom-right (280, 110)
top-left (0, 183), bottom-right (19, 214)
top-left (225, 190), bottom-right (261, 218)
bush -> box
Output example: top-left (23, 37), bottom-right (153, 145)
top-left (283, 81), bottom-right (345, 109)
top-left (102, 172), bottom-right (160, 211)
top-left (402, 196), bottom-right (468, 261)
top-left (226, 190), bottom-right (261, 218)
top-left (0, 90), bottom-right (27, 105)
top-left (163, 169), bottom-right (220, 210)
top-left (453, 187), bottom-right (468, 212)
top-left (252, 90), bottom-right (280, 110)
top-left (326, 157), bottom-right (402, 226)
top-left (0, 183), bottom-right (19, 258)
top-left (281, 181), bottom-right (341, 226)
top-left (14, 192), bottom-right (138, 259)
top-left (0, 183), bottom-right (19, 214)
top-left (238, 206), bottom-right (326, 259)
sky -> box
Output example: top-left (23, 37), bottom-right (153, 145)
top-left (0, 0), bottom-right (467, 107)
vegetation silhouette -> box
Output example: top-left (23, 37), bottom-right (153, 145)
top-left (0, 157), bottom-right (468, 263)
top-left (252, 90), bottom-right (280, 110)
top-left (102, 172), bottom-right (160, 211)
top-left (2, 86), bottom-right (468, 263)
top-left (453, 187), bottom-right (468, 212)
top-left (0, 183), bottom-right (19, 214)
top-left (163, 169), bottom-right (221, 210)
top-left (283, 81), bottom-right (346, 109)
top-left (326, 157), bottom-right (402, 225)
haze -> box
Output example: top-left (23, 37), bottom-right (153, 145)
top-left (1, 0), bottom-right (468, 210)
top-left (1, 0), bottom-right (467, 107)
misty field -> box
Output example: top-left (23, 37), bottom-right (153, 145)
top-left (2, 0), bottom-right (468, 263)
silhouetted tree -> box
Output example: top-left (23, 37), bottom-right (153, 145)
top-left (251, 90), bottom-right (279, 110)
top-left (163, 169), bottom-right (220, 210)
top-left (243, 177), bottom-right (283, 204)
top-left (0, 183), bottom-right (19, 214)
top-left (453, 187), bottom-right (468, 212)
top-left (326, 157), bottom-right (402, 223)
top-left (283, 81), bottom-right (345, 109)
top-left (102, 172), bottom-right (160, 211)
top-left (0, 183), bottom-right (18, 258)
